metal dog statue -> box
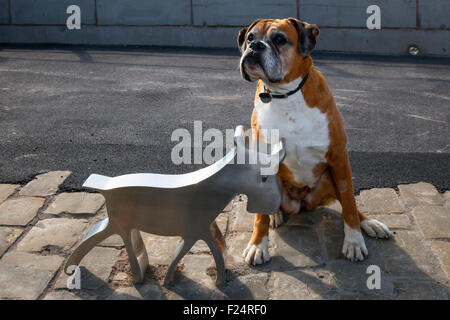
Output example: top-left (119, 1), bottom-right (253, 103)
top-left (65, 126), bottom-right (285, 286)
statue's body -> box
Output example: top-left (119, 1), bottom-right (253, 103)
top-left (65, 126), bottom-right (285, 286)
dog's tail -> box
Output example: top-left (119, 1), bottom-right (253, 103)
top-left (82, 174), bottom-right (111, 192)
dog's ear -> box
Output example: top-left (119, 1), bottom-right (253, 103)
top-left (237, 27), bottom-right (248, 53)
top-left (237, 19), bottom-right (262, 53)
top-left (288, 18), bottom-right (320, 56)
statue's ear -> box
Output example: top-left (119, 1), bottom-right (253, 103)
top-left (288, 18), bottom-right (320, 56)
top-left (278, 138), bottom-right (286, 163)
top-left (233, 125), bottom-right (246, 149)
top-left (237, 19), bottom-right (262, 53)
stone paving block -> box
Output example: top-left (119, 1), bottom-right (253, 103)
top-left (329, 260), bottom-right (392, 297)
top-left (412, 206), bottom-right (450, 239)
top-left (0, 184), bottom-right (20, 203)
top-left (231, 199), bottom-right (254, 232)
top-left (0, 250), bottom-right (64, 271)
top-left (142, 233), bottom-right (181, 265)
top-left (19, 171), bottom-right (71, 197)
top-left (269, 225), bottom-right (324, 268)
top-left (367, 214), bottom-right (410, 229)
top-left (284, 208), bottom-right (340, 227)
top-left (106, 283), bottom-right (163, 300)
top-left (269, 269), bottom-right (334, 299)
top-left (44, 290), bottom-right (83, 300)
top-left (0, 197), bottom-right (45, 226)
top-left (393, 279), bottom-right (449, 299)
top-left (97, 0), bottom-right (190, 25)
top-left (225, 232), bottom-right (252, 267)
top-left (0, 265), bottom-right (53, 299)
top-left (55, 246), bottom-right (120, 290)
top-left (190, 239), bottom-right (210, 254)
top-left (0, 227), bottom-right (23, 256)
top-left (164, 254), bottom-right (226, 300)
top-left (0, 251), bottom-right (64, 300)
top-left (44, 192), bottom-right (104, 215)
top-left (355, 195), bottom-right (365, 212)
top-left (112, 272), bottom-right (129, 281)
top-left (324, 199), bottom-right (342, 213)
top-left (319, 220), bottom-right (383, 263)
top-left (17, 217), bottom-right (88, 252)
top-left (224, 273), bottom-right (269, 300)
top-left (430, 241), bottom-right (450, 279)
top-left (444, 191), bottom-right (450, 207)
top-left (99, 234), bottom-right (124, 248)
top-left (398, 182), bottom-right (444, 207)
top-left (376, 230), bottom-right (444, 277)
top-left (359, 188), bottom-right (404, 214)
top-left (180, 254), bottom-right (216, 282)
top-left (318, 220), bottom-right (345, 261)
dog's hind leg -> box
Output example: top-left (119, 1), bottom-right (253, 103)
top-left (123, 229), bottom-right (149, 283)
top-left (164, 238), bottom-right (195, 286)
top-left (65, 218), bottom-right (116, 275)
top-left (210, 220), bottom-right (225, 253)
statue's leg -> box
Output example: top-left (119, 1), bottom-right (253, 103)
top-left (122, 229), bottom-right (149, 283)
top-left (206, 222), bottom-right (226, 286)
top-left (65, 218), bottom-right (116, 274)
top-left (164, 238), bottom-right (195, 286)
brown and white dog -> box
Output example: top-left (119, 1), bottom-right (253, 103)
top-left (238, 18), bottom-right (391, 265)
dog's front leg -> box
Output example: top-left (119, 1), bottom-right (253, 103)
top-left (243, 214), bottom-right (270, 265)
top-left (328, 150), bottom-right (368, 261)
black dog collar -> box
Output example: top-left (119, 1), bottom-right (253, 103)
top-left (259, 72), bottom-right (310, 103)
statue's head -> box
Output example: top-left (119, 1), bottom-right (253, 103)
top-left (233, 126), bottom-right (285, 215)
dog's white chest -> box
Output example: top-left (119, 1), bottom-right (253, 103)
top-left (255, 91), bottom-right (330, 187)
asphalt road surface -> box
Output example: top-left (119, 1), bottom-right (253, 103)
top-left (0, 45), bottom-right (449, 192)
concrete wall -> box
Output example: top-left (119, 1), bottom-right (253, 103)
top-left (0, 0), bottom-right (449, 56)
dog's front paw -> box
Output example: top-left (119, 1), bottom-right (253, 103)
top-left (361, 219), bottom-right (391, 239)
top-left (343, 223), bottom-right (368, 261)
top-left (242, 236), bottom-right (270, 265)
top-left (270, 210), bottom-right (284, 229)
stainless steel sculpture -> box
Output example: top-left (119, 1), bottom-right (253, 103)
top-left (65, 126), bottom-right (285, 286)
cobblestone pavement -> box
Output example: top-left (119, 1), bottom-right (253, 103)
top-left (0, 171), bottom-right (448, 300)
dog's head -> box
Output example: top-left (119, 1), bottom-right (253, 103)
top-left (238, 18), bottom-right (319, 84)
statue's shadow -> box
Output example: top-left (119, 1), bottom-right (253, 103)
top-left (68, 207), bottom-right (449, 300)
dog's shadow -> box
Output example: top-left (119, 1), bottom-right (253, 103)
top-left (246, 208), bottom-right (449, 299)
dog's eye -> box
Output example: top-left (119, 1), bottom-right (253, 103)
top-left (247, 34), bottom-right (255, 42)
top-left (273, 35), bottom-right (287, 45)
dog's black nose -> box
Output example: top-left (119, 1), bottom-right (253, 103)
top-left (250, 41), bottom-right (266, 52)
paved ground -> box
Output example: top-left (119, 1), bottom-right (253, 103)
top-left (0, 172), bottom-right (449, 300)
top-left (0, 45), bottom-right (449, 300)
top-left (0, 45), bottom-right (449, 192)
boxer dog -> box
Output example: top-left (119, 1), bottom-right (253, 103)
top-left (238, 18), bottom-right (391, 265)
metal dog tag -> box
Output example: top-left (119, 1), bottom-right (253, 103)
top-left (259, 92), bottom-right (272, 103)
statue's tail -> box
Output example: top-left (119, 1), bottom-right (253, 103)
top-left (82, 174), bottom-right (111, 192)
